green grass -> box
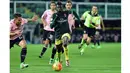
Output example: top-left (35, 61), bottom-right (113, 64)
top-left (10, 43), bottom-right (121, 73)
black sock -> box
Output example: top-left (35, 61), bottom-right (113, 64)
top-left (21, 48), bottom-right (27, 63)
top-left (93, 38), bottom-right (96, 45)
top-left (40, 47), bottom-right (47, 56)
top-left (51, 47), bottom-right (56, 59)
top-left (97, 40), bottom-right (100, 46)
top-left (61, 47), bottom-right (64, 54)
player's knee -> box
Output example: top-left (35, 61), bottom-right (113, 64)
top-left (63, 41), bottom-right (68, 47)
top-left (19, 41), bottom-right (27, 48)
top-left (86, 38), bottom-right (91, 45)
top-left (45, 39), bottom-right (49, 44)
top-left (83, 34), bottom-right (88, 40)
top-left (63, 44), bottom-right (67, 47)
top-left (42, 41), bottom-right (45, 44)
top-left (44, 44), bottom-right (48, 48)
top-left (62, 36), bottom-right (69, 47)
top-left (21, 44), bottom-right (27, 48)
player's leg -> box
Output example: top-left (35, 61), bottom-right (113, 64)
top-left (49, 45), bottom-right (56, 65)
top-left (62, 33), bottom-right (71, 66)
top-left (80, 33), bottom-right (88, 55)
top-left (78, 27), bottom-right (88, 50)
top-left (80, 28), bottom-right (95, 55)
top-left (91, 34), bottom-right (96, 49)
top-left (18, 39), bottom-right (28, 69)
top-left (48, 31), bottom-right (54, 48)
top-left (39, 30), bottom-right (49, 58)
top-left (86, 28), bottom-right (96, 46)
top-left (95, 30), bottom-right (101, 49)
top-left (55, 39), bottom-right (63, 63)
top-left (39, 39), bottom-right (49, 58)
top-left (78, 33), bottom-right (86, 49)
top-left (10, 40), bottom-right (15, 49)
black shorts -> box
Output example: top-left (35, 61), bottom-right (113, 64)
top-left (42, 29), bottom-right (55, 41)
top-left (10, 36), bottom-right (23, 49)
top-left (84, 27), bottom-right (96, 37)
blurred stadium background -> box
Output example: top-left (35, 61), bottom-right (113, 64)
top-left (10, 0), bottom-right (121, 44)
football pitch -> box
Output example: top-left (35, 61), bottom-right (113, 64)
top-left (10, 43), bottom-right (121, 73)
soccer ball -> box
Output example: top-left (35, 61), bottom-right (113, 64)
top-left (52, 62), bottom-right (62, 71)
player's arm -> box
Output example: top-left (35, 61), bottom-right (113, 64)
top-left (94, 17), bottom-right (101, 28)
top-left (10, 32), bottom-right (16, 36)
top-left (73, 11), bottom-right (80, 22)
top-left (73, 11), bottom-right (81, 27)
top-left (41, 10), bottom-right (48, 26)
top-left (50, 13), bottom-right (57, 28)
top-left (10, 24), bottom-right (15, 36)
top-left (27, 15), bottom-right (38, 22)
top-left (82, 11), bottom-right (96, 27)
top-left (81, 11), bottom-right (88, 20)
top-left (100, 16), bottom-right (105, 31)
top-left (10, 31), bottom-right (21, 36)
top-left (10, 23), bottom-right (21, 36)
top-left (41, 18), bottom-right (47, 26)
top-left (80, 11), bottom-right (89, 27)
top-left (10, 29), bottom-right (21, 36)
top-left (41, 17), bottom-right (48, 27)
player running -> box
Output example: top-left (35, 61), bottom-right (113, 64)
top-left (49, 0), bottom-right (81, 66)
top-left (10, 13), bottom-right (37, 69)
top-left (39, 1), bottom-right (57, 58)
top-left (78, 6), bottom-right (101, 55)
top-left (50, 1), bottom-right (80, 66)
top-left (91, 15), bottom-right (105, 49)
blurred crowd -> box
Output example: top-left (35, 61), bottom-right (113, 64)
top-left (10, 0), bottom-right (121, 3)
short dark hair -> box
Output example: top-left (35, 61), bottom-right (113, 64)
top-left (13, 13), bottom-right (22, 18)
top-left (66, 0), bottom-right (72, 4)
top-left (50, 1), bottom-right (56, 5)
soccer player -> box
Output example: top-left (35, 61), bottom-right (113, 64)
top-left (10, 13), bottom-right (37, 69)
top-left (39, 1), bottom-right (57, 58)
top-left (91, 15), bottom-right (105, 49)
top-left (49, 0), bottom-right (81, 66)
top-left (50, 1), bottom-right (74, 66)
top-left (63, 0), bottom-right (81, 66)
top-left (65, 0), bottom-right (81, 30)
top-left (78, 6), bottom-right (101, 55)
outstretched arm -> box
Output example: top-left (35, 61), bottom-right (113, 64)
top-left (27, 15), bottom-right (38, 22)
top-left (100, 17), bottom-right (105, 31)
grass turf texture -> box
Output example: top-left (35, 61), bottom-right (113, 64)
top-left (10, 43), bottom-right (121, 73)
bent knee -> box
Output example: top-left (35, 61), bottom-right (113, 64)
top-left (83, 34), bottom-right (88, 40)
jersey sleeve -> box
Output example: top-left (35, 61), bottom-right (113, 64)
top-left (73, 10), bottom-right (81, 24)
top-left (41, 10), bottom-right (47, 19)
top-left (82, 11), bottom-right (88, 19)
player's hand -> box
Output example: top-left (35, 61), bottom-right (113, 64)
top-left (72, 26), bottom-right (75, 29)
top-left (32, 15), bottom-right (38, 22)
